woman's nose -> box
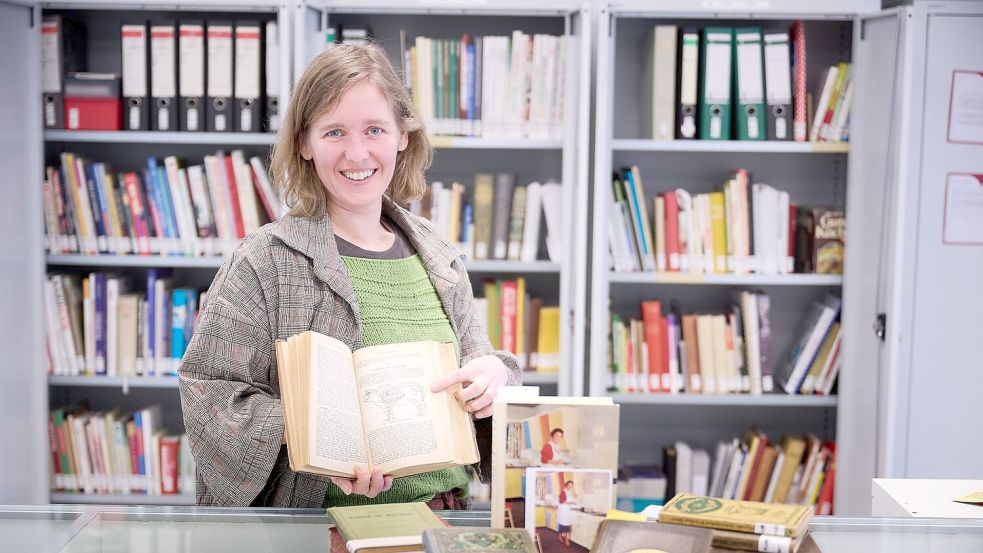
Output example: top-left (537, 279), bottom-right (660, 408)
top-left (344, 136), bottom-right (369, 162)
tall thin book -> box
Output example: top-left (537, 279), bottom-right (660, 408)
top-left (659, 494), bottom-right (812, 538)
top-left (275, 331), bottom-right (478, 478)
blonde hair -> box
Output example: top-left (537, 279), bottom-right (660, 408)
top-left (270, 43), bottom-right (432, 218)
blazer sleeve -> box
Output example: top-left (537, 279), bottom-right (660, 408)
top-left (178, 252), bottom-right (284, 506)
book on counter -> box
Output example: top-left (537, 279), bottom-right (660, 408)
top-left (422, 527), bottom-right (538, 553)
top-left (275, 331), bottom-right (479, 478)
top-left (328, 502), bottom-right (445, 553)
top-left (590, 520), bottom-right (713, 553)
top-left (658, 494), bottom-right (812, 538)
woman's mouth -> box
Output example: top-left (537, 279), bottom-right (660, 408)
top-left (341, 169), bottom-right (377, 182)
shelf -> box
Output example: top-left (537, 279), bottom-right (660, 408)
top-left (44, 130), bottom-right (275, 146)
top-left (608, 272), bottom-right (844, 286)
top-left (43, 131), bottom-right (564, 150)
top-left (521, 372), bottom-right (559, 385)
top-left (611, 139), bottom-right (849, 154)
top-left (49, 376), bottom-right (178, 389)
top-left (46, 254), bottom-right (561, 273)
top-left (608, 393), bottom-right (838, 407)
top-left (50, 493), bottom-right (195, 506)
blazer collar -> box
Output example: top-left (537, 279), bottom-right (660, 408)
top-left (271, 196), bottom-right (462, 292)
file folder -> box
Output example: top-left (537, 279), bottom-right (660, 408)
top-left (121, 23), bottom-right (149, 131)
top-left (150, 23), bottom-right (178, 131)
top-left (644, 25), bottom-right (676, 140)
top-left (264, 20), bottom-right (280, 132)
top-left (207, 22), bottom-right (234, 132)
top-left (699, 28), bottom-right (733, 140)
top-left (178, 22), bottom-right (205, 132)
top-left (763, 32), bottom-right (793, 141)
top-left (234, 22), bottom-right (262, 132)
top-left (676, 28), bottom-right (699, 139)
top-left (734, 28), bottom-right (765, 140)
top-left (41, 15), bottom-right (86, 129)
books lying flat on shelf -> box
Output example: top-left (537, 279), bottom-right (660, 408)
top-left (590, 520), bottom-right (713, 553)
top-left (659, 494), bottom-right (812, 538)
top-left (275, 331), bottom-right (478, 478)
top-left (422, 527), bottom-right (537, 553)
top-left (328, 502), bottom-right (444, 553)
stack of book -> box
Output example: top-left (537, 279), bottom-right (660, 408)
top-left (659, 494), bottom-right (816, 553)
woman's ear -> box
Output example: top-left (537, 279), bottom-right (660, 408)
top-left (397, 129), bottom-right (409, 152)
top-left (300, 135), bottom-right (313, 161)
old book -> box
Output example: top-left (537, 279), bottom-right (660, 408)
top-left (275, 331), bottom-right (478, 478)
top-left (707, 527), bottom-right (803, 553)
top-left (659, 494), bottom-right (812, 538)
top-left (710, 532), bottom-right (820, 553)
top-left (328, 502), bottom-right (444, 553)
top-left (590, 520), bottom-right (713, 553)
top-left (422, 527), bottom-right (537, 552)
top-left (811, 208), bottom-right (844, 274)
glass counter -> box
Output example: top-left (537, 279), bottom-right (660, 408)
top-left (4, 505), bottom-right (983, 553)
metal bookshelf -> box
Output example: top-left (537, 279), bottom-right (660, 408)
top-left (608, 272), bottom-right (844, 286)
top-left (48, 376), bottom-right (179, 389)
top-left (608, 393), bottom-right (838, 407)
top-left (612, 139), bottom-right (850, 154)
top-left (50, 493), bottom-right (195, 506)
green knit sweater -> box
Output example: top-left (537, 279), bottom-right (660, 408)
top-left (323, 254), bottom-right (470, 507)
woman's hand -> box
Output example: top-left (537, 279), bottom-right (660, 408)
top-left (430, 354), bottom-right (508, 419)
top-left (329, 464), bottom-right (393, 498)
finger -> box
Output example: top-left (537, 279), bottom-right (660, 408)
top-left (352, 464), bottom-right (370, 496)
top-left (382, 475), bottom-right (394, 492)
top-left (366, 468), bottom-right (385, 498)
top-left (456, 375), bottom-right (489, 402)
top-left (431, 371), bottom-right (466, 393)
top-left (330, 477), bottom-right (353, 495)
top-left (466, 388), bottom-right (495, 414)
top-left (473, 403), bottom-right (495, 419)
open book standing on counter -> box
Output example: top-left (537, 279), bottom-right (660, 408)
top-left (275, 331), bottom-right (479, 478)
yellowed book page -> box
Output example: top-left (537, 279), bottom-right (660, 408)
top-left (353, 341), bottom-right (454, 475)
top-left (307, 332), bottom-right (367, 475)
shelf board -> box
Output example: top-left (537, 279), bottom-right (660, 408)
top-left (44, 130), bottom-right (275, 145)
top-left (429, 136), bottom-right (563, 149)
top-left (49, 376), bottom-right (178, 389)
top-left (608, 393), bottom-right (838, 407)
top-left (611, 139), bottom-right (849, 154)
top-left (46, 254), bottom-right (561, 273)
top-left (608, 272), bottom-right (843, 286)
top-left (521, 372), bottom-right (559, 385)
top-left (50, 492), bottom-right (195, 506)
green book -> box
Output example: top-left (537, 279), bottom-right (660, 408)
top-left (328, 502), bottom-right (444, 552)
top-left (422, 527), bottom-right (537, 553)
top-left (699, 27), bottom-right (734, 140)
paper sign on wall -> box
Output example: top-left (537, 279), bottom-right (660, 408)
top-left (947, 70), bottom-right (983, 144)
top-left (943, 173), bottom-right (983, 245)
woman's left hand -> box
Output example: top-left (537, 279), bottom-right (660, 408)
top-left (430, 354), bottom-right (508, 419)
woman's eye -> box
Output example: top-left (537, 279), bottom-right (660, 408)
top-left (368, 127), bottom-right (384, 136)
top-left (325, 129), bottom-right (342, 138)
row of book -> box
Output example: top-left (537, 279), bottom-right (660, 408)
top-left (474, 279), bottom-right (560, 373)
top-left (403, 32), bottom-right (567, 139)
top-left (48, 404), bottom-right (194, 496)
top-left (643, 22), bottom-right (851, 143)
top-left (609, 166), bottom-right (845, 275)
top-left (618, 432), bottom-right (835, 514)
top-left (43, 271), bottom-right (200, 378)
top-left (608, 292), bottom-right (842, 395)
top-left (42, 16), bottom-right (280, 132)
top-left (407, 176), bottom-right (563, 263)
top-left (42, 151), bottom-right (286, 257)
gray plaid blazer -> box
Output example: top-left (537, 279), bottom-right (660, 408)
top-left (178, 197), bottom-right (521, 507)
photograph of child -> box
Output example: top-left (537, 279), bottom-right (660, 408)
top-left (525, 467), bottom-right (614, 552)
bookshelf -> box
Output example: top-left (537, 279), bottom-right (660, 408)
top-left (589, 0), bottom-right (876, 514)
top-left (50, 492), bottom-right (195, 505)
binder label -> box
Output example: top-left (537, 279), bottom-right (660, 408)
top-left (235, 26), bottom-right (261, 99)
top-left (151, 26), bottom-right (176, 97)
top-left (121, 25), bottom-right (147, 97)
top-left (179, 25), bottom-right (205, 96)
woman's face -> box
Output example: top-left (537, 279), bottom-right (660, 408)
top-left (301, 80), bottom-right (408, 216)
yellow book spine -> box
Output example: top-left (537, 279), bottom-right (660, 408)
top-left (516, 277), bottom-right (526, 368)
top-left (709, 192), bottom-right (727, 273)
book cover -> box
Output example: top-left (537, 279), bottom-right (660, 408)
top-left (812, 208), bottom-right (845, 274)
top-left (660, 494), bottom-right (812, 538)
top-left (423, 527), bottom-right (537, 553)
top-left (329, 502), bottom-right (444, 553)
top-left (591, 520), bottom-right (712, 553)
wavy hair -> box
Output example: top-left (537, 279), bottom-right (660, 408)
top-left (269, 42), bottom-right (432, 218)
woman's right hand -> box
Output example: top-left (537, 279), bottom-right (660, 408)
top-left (329, 464), bottom-right (393, 498)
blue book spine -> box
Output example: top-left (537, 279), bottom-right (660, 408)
top-left (154, 165), bottom-right (179, 243)
top-left (623, 169), bottom-right (652, 261)
top-left (146, 269), bottom-right (159, 373)
top-left (184, 289), bottom-right (198, 350)
top-left (84, 162), bottom-right (107, 249)
top-left (461, 203), bottom-right (473, 246)
top-left (93, 272), bottom-right (107, 375)
top-left (467, 42), bottom-right (476, 127)
top-left (142, 165), bottom-right (167, 239)
top-left (170, 289), bottom-right (188, 362)
top-left (133, 410), bottom-right (146, 489)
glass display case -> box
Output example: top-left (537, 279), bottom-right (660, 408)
top-left (4, 504), bottom-right (983, 552)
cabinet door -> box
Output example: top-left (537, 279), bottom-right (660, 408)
top-left (900, 5), bottom-right (983, 478)
top-left (837, 7), bottom-right (911, 516)
top-left (0, 2), bottom-right (47, 503)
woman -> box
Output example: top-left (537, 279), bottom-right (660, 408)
top-left (178, 43), bottom-right (520, 508)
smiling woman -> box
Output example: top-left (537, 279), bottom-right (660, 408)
top-left (177, 43), bottom-right (521, 510)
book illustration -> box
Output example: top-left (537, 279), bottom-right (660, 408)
top-left (363, 381), bottom-right (428, 422)
top-left (423, 527), bottom-right (538, 552)
top-left (525, 467), bottom-right (614, 553)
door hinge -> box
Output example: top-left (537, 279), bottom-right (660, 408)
top-left (874, 313), bottom-right (887, 341)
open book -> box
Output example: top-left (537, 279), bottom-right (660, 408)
top-left (275, 331), bottom-right (479, 478)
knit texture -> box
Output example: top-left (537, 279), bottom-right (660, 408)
top-left (323, 254), bottom-right (469, 507)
